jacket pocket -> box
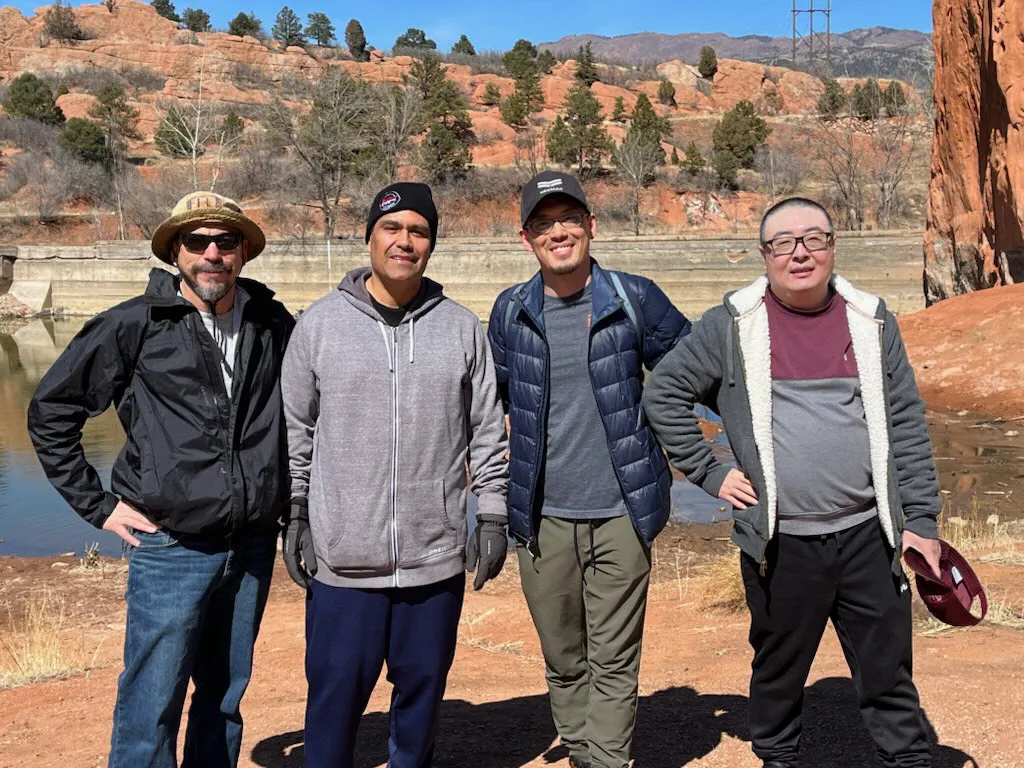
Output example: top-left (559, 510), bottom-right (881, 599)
top-left (310, 483), bottom-right (393, 575)
top-left (396, 469), bottom-right (463, 567)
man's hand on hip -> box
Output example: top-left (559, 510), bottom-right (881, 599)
top-left (466, 516), bottom-right (508, 591)
top-left (902, 530), bottom-right (942, 578)
top-left (102, 500), bottom-right (159, 547)
top-left (718, 468), bottom-right (759, 510)
top-left (283, 499), bottom-right (317, 590)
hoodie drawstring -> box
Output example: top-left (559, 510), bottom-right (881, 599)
top-left (727, 319), bottom-right (737, 388)
top-left (376, 321), bottom-right (394, 372)
top-left (408, 315), bottom-right (415, 364)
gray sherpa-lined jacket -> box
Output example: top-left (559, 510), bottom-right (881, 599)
top-left (282, 268), bottom-right (509, 589)
top-left (643, 274), bottom-right (941, 575)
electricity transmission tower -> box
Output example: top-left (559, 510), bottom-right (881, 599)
top-left (791, 0), bottom-right (832, 75)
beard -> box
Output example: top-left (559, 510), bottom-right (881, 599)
top-left (185, 264), bottom-right (233, 304)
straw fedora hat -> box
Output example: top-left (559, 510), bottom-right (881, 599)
top-left (151, 192), bottom-right (266, 265)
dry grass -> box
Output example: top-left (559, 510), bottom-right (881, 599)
top-left (938, 500), bottom-right (1015, 552)
top-left (0, 589), bottom-right (88, 689)
top-left (918, 593), bottom-right (1024, 636)
top-left (696, 550), bottom-right (747, 615)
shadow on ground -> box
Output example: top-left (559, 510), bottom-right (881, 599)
top-left (251, 677), bottom-right (976, 767)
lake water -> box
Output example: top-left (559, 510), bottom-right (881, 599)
top-left (0, 319), bottom-right (734, 558)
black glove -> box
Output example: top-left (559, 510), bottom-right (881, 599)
top-left (283, 498), bottom-right (317, 591)
top-left (465, 515), bottom-right (508, 591)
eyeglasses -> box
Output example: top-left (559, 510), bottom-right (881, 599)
top-left (179, 232), bottom-right (242, 254)
top-left (527, 212), bottom-right (586, 236)
top-left (763, 232), bottom-right (834, 257)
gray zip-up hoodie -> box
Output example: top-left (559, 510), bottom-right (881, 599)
top-left (282, 268), bottom-right (509, 589)
top-left (643, 274), bottom-right (941, 576)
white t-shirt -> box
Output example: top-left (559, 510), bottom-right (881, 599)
top-left (188, 286), bottom-right (248, 395)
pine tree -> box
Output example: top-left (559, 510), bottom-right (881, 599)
top-left (670, 146), bottom-right (680, 166)
top-left (698, 46), bottom-right (718, 79)
top-left (227, 11), bottom-right (262, 37)
top-left (181, 8), bottom-right (210, 32)
top-left (536, 49), bottom-right (556, 74)
top-left (2, 72), bottom-right (65, 125)
top-left (305, 12), bottom-right (334, 46)
top-left (817, 79), bottom-right (847, 120)
top-left (59, 117), bottom-right (106, 163)
top-left (626, 93), bottom-right (670, 164)
top-left (884, 80), bottom-right (907, 117)
top-left (712, 100), bottom-right (770, 168)
top-left (151, 0), bottom-right (179, 23)
top-left (854, 79), bottom-right (883, 120)
top-left (410, 53), bottom-right (473, 181)
top-left (712, 149), bottom-right (739, 186)
top-left (272, 7), bottom-right (305, 47)
top-left (574, 42), bottom-right (599, 86)
top-left (546, 116), bottom-right (574, 166)
top-left (220, 112), bottom-right (245, 142)
top-left (657, 78), bottom-right (676, 107)
top-left (44, 0), bottom-right (85, 44)
top-left (451, 34), bottom-right (476, 56)
top-left (611, 96), bottom-right (626, 123)
top-left (345, 19), bottom-right (367, 61)
top-left (394, 28), bottom-right (436, 52)
top-left (501, 39), bottom-right (542, 112)
top-left (481, 82), bottom-right (502, 106)
top-left (548, 81), bottom-right (610, 174)
top-left (683, 141), bottom-right (704, 173)
top-left (155, 106), bottom-right (201, 158)
top-left (499, 91), bottom-right (529, 129)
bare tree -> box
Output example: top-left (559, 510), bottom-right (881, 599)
top-left (754, 144), bottom-right (807, 204)
top-left (155, 45), bottom-right (244, 192)
top-left (513, 119), bottom-right (548, 180)
top-left (868, 110), bottom-right (920, 229)
top-left (806, 118), bottom-right (867, 231)
top-left (612, 134), bottom-right (662, 236)
top-left (371, 85), bottom-right (422, 185)
top-left (264, 68), bottom-right (376, 238)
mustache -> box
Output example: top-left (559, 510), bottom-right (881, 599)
top-left (192, 263), bottom-right (231, 274)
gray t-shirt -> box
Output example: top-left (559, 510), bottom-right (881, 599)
top-left (541, 284), bottom-right (627, 519)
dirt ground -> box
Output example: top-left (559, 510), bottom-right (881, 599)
top-left (1, 522), bottom-right (1022, 768)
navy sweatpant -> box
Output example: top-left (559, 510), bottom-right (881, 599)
top-left (304, 574), bottom-right (465, 768)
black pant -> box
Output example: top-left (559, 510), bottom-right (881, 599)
top-left (304, 575), bottom-right (465, 768)
top-left (741, 519), bottom-right (930, 767)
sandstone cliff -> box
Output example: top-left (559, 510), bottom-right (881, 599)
top-left (924, 0), bottom-right (1023, 304)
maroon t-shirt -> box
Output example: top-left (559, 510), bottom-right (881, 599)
top-left (765, 289), bottom-right (876, 535)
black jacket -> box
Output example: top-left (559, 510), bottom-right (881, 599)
top-left (28, 269), bottom-right (294, 536)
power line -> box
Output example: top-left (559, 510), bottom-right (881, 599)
top-left (792, 0), bottom-right (832, 76)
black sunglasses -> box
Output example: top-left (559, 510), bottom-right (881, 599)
top-left (179, 232), bottom-right (242, 254)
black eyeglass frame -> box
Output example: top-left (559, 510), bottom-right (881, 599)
top-left (762, 231), bottom-right (835, 257)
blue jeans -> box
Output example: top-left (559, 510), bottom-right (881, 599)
top-left (304, 575), bottom-right (466, 768)
top-left (108, 525), bottom-right (277, 768)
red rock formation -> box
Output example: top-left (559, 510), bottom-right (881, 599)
top-left (924, 0), bottom-right (1023, 304)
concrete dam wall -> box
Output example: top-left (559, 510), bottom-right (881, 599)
top-left (9, 232), bottom-right (926, 320)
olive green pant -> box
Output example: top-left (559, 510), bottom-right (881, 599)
top-left (517, 514), bottom-right (651, 768)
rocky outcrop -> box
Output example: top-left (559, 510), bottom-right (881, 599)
top-left (924, 0), bottom-right (1024, 304)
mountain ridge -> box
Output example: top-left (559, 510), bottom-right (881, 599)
top-left (539, 27), bottom-right (933, 84)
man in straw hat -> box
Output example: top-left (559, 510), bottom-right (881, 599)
top-left (28, 192), bottom-right (294, 767)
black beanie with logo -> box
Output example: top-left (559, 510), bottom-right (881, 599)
top-left (364, 182), bottom-right (439, 253)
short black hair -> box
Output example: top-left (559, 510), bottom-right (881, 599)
top-left (759, 197), bottom-right (834, 244)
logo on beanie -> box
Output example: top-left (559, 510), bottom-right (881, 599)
top-left (379, 191), bottom-right (401, 212)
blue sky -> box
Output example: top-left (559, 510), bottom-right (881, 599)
top-left (8, 1), bottom-right (932, 51)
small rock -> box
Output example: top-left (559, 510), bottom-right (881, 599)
top-left (946, 516), bottom-right (966, 527)
top-left (957, 410), bottom-right (969, 416)
top-left (1005, 430), bottom-right (1019, 438)
top-left (59, 551), bottom-right (75, 557)
top-left (986, 514), bottom-right (1000, 526)
top-left (51, 562), bottom-right (70, 569)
